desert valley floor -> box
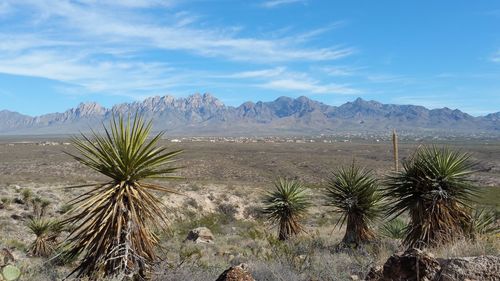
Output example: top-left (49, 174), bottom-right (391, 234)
top-left (0, 137), bottom-right (498, 280)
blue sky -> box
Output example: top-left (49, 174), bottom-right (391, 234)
top-left (0, 0), bottom-right (499, 116)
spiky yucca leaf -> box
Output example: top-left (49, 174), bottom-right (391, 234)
top-left (262, 178), bottom-right (310, 241)
top-left (324, 164), bottom-right (383, 246)
top-left (379, 218), bottom-right (407, 240)
top-left (385, 146), bottom-right (477, 248)
top-left (468, 208), bottom-right (499, 236)
top-left (61, 114), bottom-right (182, 280)
top-left (27, 218), bottom-right (60, 257)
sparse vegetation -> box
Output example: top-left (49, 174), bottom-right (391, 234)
top-left (324, 163), bottom-right (383, 247)
top-left (58, 203), bottom-right (72, 214)
top-left (21, 188), bottom-right (33, 205)
top-left (0, 138), bottom-right (498, 280)
top-left (0, 197), bottom-right (12, 208)
top-left (31, 197), bottom-right (51, 218)
top-left (262, 178), bottom-right (311, 241)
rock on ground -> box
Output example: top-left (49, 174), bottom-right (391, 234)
top-left (215, 263), bottom-right (255, 281)
top-left (366, 249), bottom-right (500, 281)
top-left (185, 227), bottom-right (215, 244)
top-left (437, 255), bottom-right (500, 281)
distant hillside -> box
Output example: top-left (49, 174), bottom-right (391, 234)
top-left (0, 93), bottom-right (498, 136)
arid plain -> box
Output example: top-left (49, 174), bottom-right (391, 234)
top-left (0, 137), bottom-right (499, 280)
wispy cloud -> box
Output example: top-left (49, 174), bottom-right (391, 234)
top-left (366, 74), bottom-right (412, 84)
top-left (261, 0), bottom-right (306, 8)
top-left (3, 1), bottom-right (351, 63)
top-left (79, 0), bottom-right (178, 9)
top-left (321, 65), bottom-right (360, 76)
top-left (214, 67), bottom-right (361, 95)
top-left (260, 78), bottom-right (359, 95)
top-left (0, 0), bottom-right (355, 101)
top-left (217, 67), bottom-right (286, 79)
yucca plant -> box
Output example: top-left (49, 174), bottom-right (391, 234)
top-left (31, 197), bottom-right (51, 218)
top-left (324, 163), bottom-right (383, 247)
top-left (468, 208), bottom-right (499, 237)
top-left (262, 178), bottom-right (310, 241)
top-left (385, 146), bottom-right (478, 248)
top-left (27, 218), bottom-right (61, 257)
top-left (379, 218), bottom-right (407, 240)
top-left (61, 114), bottom-right (182, 280)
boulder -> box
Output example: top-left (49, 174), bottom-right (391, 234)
top-left (185, 227), bottom-right (214, 244)
top-left (382, 249), bottom-right (440, 281)
top-left (437, 255), bottom-right (500, 281)
top-left (366, 249), bottom-right (500, 281)
top-left (215, 263), bottom-right (255, 281)
top-left (366, 248), bottom-right (440, 281)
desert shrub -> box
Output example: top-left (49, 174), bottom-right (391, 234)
top-left (249, 260), bottom-right (304, 281)
top-left (243, 205), bottom-right (264, 220)
top-left (27, 218), bottom-right (61, 257)
top-left (0, 197), bottom-right (12, 208)
top-left (324, 163), bottom-right (383, 247)
top-left (262, 178), bottom-right (310, 241)
top-left (3, 239), bottom-right (27, 252)
top-left (21, 188), bottom-right (33, 204)
top-left (58, 203), bottom-right (72, 214)
top-left (31, 197), bottom-right (51, 218)
top-left (60, 114), bottom-right (183, 279)
top-left (385, 146), bottom-right (478, 248)
top-left (379, 218), bottom-right (407, 239)
top-left (184, 197), bottom-right (200, 210)
top-left (174, 213), bottom-right (224, 236)
top-left (217, 202), bottom-right (238, 222)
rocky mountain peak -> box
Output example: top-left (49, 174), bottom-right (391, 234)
top-left (73, 102), bottom-right (106, 117)
top-left (202, 93), bottom-right (225, 108)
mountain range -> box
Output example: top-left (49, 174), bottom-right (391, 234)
top-left (0, 93), bottom-right (499, 136)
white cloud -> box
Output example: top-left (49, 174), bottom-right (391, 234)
top-left (2, 0), bottom-right (352, 63)
top-left (366, 74), bottom-right (411, 83)
top-left (0, 0), bottom-right (355, 99)
top-left (260, 78), bottom-right (359, 95)
top-left (217, 67), bottom-right (286, 79)
top-left (75, 0), bottom-right (177, 9)
top-left (261, 0), bottom-right (306, 8)
top-left (212, 66), bottom-right (361, 95)
top-left (321, 66), bottom-right (359, 76)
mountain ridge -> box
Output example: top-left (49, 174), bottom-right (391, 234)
top-left (1, 93), bottom-right (498, 136)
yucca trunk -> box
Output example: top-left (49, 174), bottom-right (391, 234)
top-left (31, 236), bottom-right (54, 257)
top-left (406, 200), bottom-right (470, 248)
top-left (278, 216), bottom-right (302, 241)
top-left (342, 214), bottom-right (375, 246)
top-left (65, 181), bottom-right (166, 279)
